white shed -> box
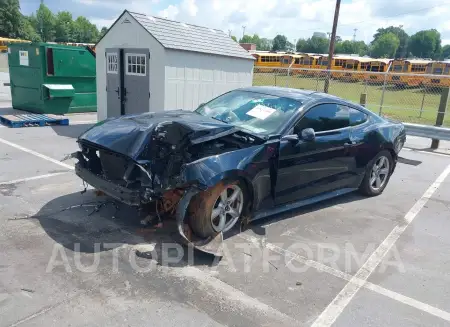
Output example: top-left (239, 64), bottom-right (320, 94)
top-left (95, 10), bottom-right (255, 120)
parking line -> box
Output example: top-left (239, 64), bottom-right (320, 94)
top-left (311, 163), bottom-right (450, 327)
top-left (403, 147), bottom-right (450, 157)
top-left (0, 137), bottom-right (74, 170)
top-left (0, 172), bottom-right (69, 185)
top-left (238, 233), bottom-right (450, 324)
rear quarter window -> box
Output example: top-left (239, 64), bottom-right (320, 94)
top-left (349, 108), bottom-right (368, 126)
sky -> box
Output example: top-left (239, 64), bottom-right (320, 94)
top-left (19, 0), bottom-right (450, 45)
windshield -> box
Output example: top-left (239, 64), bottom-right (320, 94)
top-left (195, 90), bottom-right (302, 135)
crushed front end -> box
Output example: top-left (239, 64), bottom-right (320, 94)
top-left (70, 111), bottom-right (263, 256)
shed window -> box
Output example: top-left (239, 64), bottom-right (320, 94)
top-left (126, 54), bottom-right (146, 76)
top-left (106, 53), bottom-right (118, 74)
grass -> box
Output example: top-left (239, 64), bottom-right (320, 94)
top-left (253, 73), bottom-right (450, 127)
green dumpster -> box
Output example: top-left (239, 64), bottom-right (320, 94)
top-left (7, 42), bottom-right (97, 114)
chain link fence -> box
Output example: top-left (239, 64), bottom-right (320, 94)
top-left (253, 67), bottom-right (450, 127)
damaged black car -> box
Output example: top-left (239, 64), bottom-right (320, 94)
top-left (72, 86), bottom-right (406, 255)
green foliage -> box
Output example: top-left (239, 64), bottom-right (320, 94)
top-left (73, 16), bottom-right (99, 43)
top-left (272, 35), bottom-right (288, 51)
top-left (54, 11), bottom-right (74, 42)
top-left (370, 32), bottom-right (400, 58)
top-left (373, 26), bottom-right (409, 58)
top-left (20, 16), bottom-right (41, 42)
top-left (258, 38), bottom-right (272, 51)
top-left (0, 0), bottom-right (22, 38)
top-left (441, 44), bottom-right (450, 60)
top-left (230, 35), bottom-right (237, 42)
top-left (296, 39), bottom-right (308, 52)
top-left (335, 40), bottom-right (368, 56)
top-left (409, 29), bottom-right (442, 59)
top-left (36, 3), bottom-right (55, 42)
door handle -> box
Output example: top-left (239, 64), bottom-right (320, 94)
top-left (344, 141), bottom-right (356, 147)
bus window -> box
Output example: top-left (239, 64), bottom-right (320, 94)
top-left (411, 65), bottom-right (426, 73)
top-left (321, 60), bottom-right (328, 66)
top-left (294, 58), bottom-right (300, 64)
top-left (433, 67), bottom-right (443, 74)
top-left (445, 65), bottom-right (450, 74)
top-left (393, 65), bottom-right (403, 72)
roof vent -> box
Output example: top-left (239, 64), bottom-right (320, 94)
top-left (122, 18), bottom-right (131, 24)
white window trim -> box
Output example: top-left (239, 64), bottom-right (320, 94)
top-left (125, 53), bottom-right (147, 76)
top-left (106, 53), bottom-right (118, 74)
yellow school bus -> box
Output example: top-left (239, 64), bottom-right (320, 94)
top-left (339, 57), bottom-right (373, 82)
top-left (252, 52), bottom-right (283, 72)
top-left (364, 59), bottom-right (392, 83)
top-left (316, 55), bottom-right (354, 77)
top-left (0, 37), bottom-right (31, 53)
top-left (389, 59), bottom-right (431, 87)
top-left (422, 61), bottom-right (450, 88)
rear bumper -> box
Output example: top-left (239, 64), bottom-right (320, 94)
top-left (75, 162), bottom-right (141, 206)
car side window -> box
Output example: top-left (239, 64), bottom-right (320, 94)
top-left (294, 103), bottom-right (350, 133)
top-left (349, 107), bottom-right (368, 126)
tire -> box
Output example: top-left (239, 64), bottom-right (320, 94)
top-left (188, 180), bottom-right (246, 239)
top-left (359, 150), bottom-right (393, 196)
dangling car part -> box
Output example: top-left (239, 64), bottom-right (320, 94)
top-left (71, 86), bottom-right (406, 256)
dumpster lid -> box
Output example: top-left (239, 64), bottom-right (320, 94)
top-left (43, 84), bottom-right (75, 98)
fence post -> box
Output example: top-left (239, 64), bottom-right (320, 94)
top-left (360, 93), bottom-right (367, 107)
top-left (315, 72), bottom-right (319, 91)
top-left (431, 87), bottom-right (449, 149)
top-left (275, 72), bottom-right (277, 86)
top-left (419, 91), bottom-right (426, 118)
top-left (286, 68), bottom-right (290, 88)
top-left (378, 72), bottom-right (388, 115)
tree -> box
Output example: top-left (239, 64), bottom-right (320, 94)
top-left (36, 3), bottom-right (55, 41)
top-left (296, 39), bottom-right (308, 52)
top-left (239, 34), bottom-right (253, 43)
top-left (230, 35), bottom-right (237, 42)
top-left (441, 44), bottom-right (450, 60)
top-left (373, 26), bottom-right (409, 58)
top-left (306, 36), bottom-right (329, 53)
top-left (272, 34), bottom-right (288, 51)
top-left (335, 40), bottom-right (368, 56)
top-left (258, 38), bottom-right (272, 51)
top-left (0, 0), bottom-right (22, 38)
top-left (20, 16), bottom-right (41, 41)
top-left (73, 16), bottom-right (99, 43)
top-left (54, 11), bottom-right (74, 42)
top-left (370, 32), bottom-right (399, 58)
top-left (409, 29), bottom-right (442, 59)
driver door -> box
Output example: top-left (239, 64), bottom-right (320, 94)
top-left (275, 103), bottom-right (357, 205)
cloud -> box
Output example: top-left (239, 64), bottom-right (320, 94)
top-left (64, 0), bottom-right (450, 44)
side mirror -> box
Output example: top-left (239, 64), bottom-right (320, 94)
top-left (301, 128), bottom-right (315, 141)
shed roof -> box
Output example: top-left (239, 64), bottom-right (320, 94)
top-left (125, 11), bottom-right (254, 60)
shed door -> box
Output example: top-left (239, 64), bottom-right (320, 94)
top-left (105, 48), bottom-right (122, 117)
top-left (123, 49), bottom-right (150, 115)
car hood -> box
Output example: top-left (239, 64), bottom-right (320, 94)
top-left (78, 110), bottom-right (238, 160)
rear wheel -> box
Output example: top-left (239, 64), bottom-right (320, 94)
top-left (359, 150), bottom-right (393, 196)
top-left (188, 181), bottom-right (245, 238)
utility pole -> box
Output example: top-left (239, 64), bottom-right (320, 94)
top-left (242, 26), bottom-right (246, 39)
top-left (353, 28), bottom-right (358, 42)
top-left (324, 0), bottom-right (341, 93)
top-left (40, 0), bottom-right (44, 41)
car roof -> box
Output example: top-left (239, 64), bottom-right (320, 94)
top-left (238, 86), bottom-right (343, 103)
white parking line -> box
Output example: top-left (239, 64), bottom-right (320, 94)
top-left (0, 172), bottom-right (69, 185)
top-left (238, 232), bottom-right (450, 324)
top-left (402, 147), bottom-right (450, 157)
top-left (311, 163), bottom-right (450, 327)
top-left (0, 137), bottom-right (74, 170)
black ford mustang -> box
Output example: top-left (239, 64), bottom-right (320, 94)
top-left (72, 86), bottom-right (406, 254)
